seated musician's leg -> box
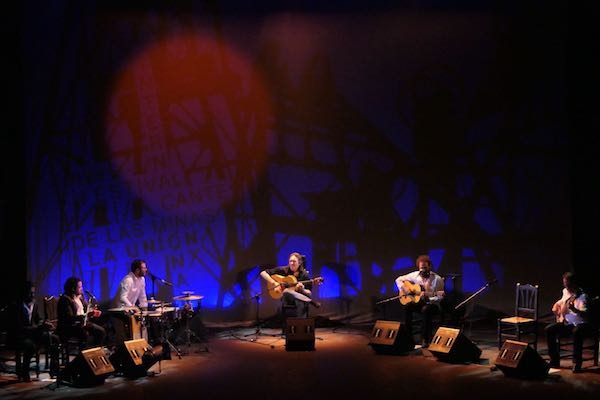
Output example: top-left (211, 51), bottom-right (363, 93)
top-left (85, 322), bottom-right (106, 347)
top-left (420, 304), bottom-right (439, 346)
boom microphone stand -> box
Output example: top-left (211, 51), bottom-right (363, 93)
top-left (454, 278), bottom-right (497, 335)
top-left (244, 291), bottom-right (279, 341)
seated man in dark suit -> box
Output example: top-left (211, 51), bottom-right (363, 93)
top-left (9, 281), bottom-right (59, 382)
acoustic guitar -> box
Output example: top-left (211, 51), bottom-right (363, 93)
top-left (398, 280), bottom-right (423, 305)
top-left (552, 294), bottom-right (576, 323)
top-left (268, 274), bottom-right (324, 299)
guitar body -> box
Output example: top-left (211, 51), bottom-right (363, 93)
top-left (553, 294), bottom-right (575, 323)
top-left (269, 275), bottom-right (298, 299)
top-left (399, 280), bottom-right (422, 305)
top-left (268, 274), bottom-right (324, 299)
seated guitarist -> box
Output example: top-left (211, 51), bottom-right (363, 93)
top-left (395, 254), bottom-right (445, 347)
top-left (545, 272), bottom-right (594, 373)
top-left (260, 252), bottom-right (321, 317)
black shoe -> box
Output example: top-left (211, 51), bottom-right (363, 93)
top-left (19, 371), bottom-right (31, 383)
top-left (309, 300), bottom-right (321, 308)
top-left (572, 364), bottom-right (583, 373)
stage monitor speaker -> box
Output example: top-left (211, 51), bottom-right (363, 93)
top-left (285, 317), bottom-right (315, 351)
top-left (64, 346), bottom-right (115, 387)
top-left (495, 340), bottom-right (549, 379)
top-left (429, 326), bottom-right (481, 363)
top-left (109, 338), bottom-right (160, 378)
top-left (368, 320), bottom-right (414, 354)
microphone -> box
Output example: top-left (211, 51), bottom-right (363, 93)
top-left (148, 271), bottom-right (173, 287)
top-left (85, 290), bottom-right (96, 300)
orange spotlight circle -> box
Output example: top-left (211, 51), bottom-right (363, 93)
top-left (106, 31), bottom-right (273, 217)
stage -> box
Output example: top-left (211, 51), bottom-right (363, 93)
top-left (1, 319), bottom-right (599, 400)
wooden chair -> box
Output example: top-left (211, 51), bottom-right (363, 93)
top-left (497, 283), bottom-right (539, 349)
top-left (42, 296), bottom-right (61, 375)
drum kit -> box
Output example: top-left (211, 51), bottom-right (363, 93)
top-left (107, 291), bottom-right (206, 356)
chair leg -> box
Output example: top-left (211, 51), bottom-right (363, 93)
top-left (35, 351), bottom-right (40, 378)
top-left (497, 321), bottom-right (502, 349)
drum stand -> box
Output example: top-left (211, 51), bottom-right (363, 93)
top-left (156, 312), bottom-right (183, 360)
top-left (180, 302), bottom-right (209, 353)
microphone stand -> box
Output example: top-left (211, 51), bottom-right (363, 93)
top-left (148, 272), bottom-right (173, 301)
top-left (244, 291), bottom-right (279, 341)
top-left (453, 279), bottom-right (497, 335)
top-left (150, 274), bottom-right (157, 300)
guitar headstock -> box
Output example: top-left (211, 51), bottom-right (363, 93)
top-left (313, 276), bottom-right (324, 285)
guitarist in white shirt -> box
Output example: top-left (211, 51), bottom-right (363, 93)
top-left (545, 272), bottom-right (593, 372)
top-left (395, 254), bottom-right (445, 347)
top-left (260, 252), bottom-right (321, 317)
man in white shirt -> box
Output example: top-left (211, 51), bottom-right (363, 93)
top-left (118, 259), bottom-right (149, 308)
top-left (395, 254), bottom-right (445, 347)
top-left (110, 259), bottom-right (149, 346)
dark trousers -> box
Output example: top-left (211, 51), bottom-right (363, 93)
top-left (16, 330), bottom-right (60, 378)
top-left (282, 292), bottom-right (309, 318)
top-left (404, 301), bottom-right (440, 344)
top-left (59, 322), bottom-right (106, 349)
top-left (545, 322), bottom-right (595, 366)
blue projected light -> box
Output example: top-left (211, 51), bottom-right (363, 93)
top-left (223, 292), bottom-right (235, 308)
top-left (318, 266), bottom-right (340, 299)
top-left (428, 200), bottom-right (449, 225)
top-left (474, 206), bottom-right (502, 235)
top-left (428, 249), bottom-right (445, 272)
top-left (372, 263), bottom-right (383, 277)
top-left (392, 256), bottom-right (414, 271)
top-left (275, 234), bottom-right (313, 271)
top-left (345, 262), bottom-right (361, 296)
top-left (462, 261), bottom-right (487, 293)
top-left (394, 179), bottom-right (417, 224)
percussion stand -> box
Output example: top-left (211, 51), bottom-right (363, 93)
top-left (180, 300), bottom-right (209, 353)
top-left (157, 308), bottom-right (183, 360)
top-left (244, 291), bottom-right (280, 341)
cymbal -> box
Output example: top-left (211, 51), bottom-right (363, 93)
top-left (147, 299), bottom-right (164, 304)
top-left (173, 294), bottom-right (204, 301)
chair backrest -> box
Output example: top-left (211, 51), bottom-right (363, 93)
top-left (515, 283), bottom-right (538, 320)
top-left (588, 295), bottom-right (600, 327)
top-left (43, 296), bottom-right (59, 326)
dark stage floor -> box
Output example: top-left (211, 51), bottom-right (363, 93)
top-left (1, 321), bottom-right (599, 400)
